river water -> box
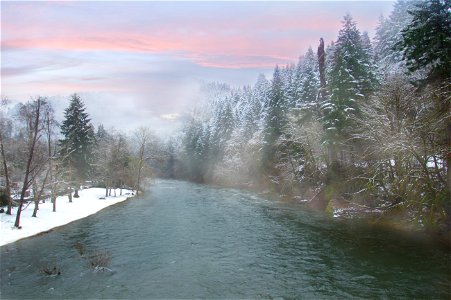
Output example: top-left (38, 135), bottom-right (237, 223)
top-left (1, 180), bottom-right (450, 299)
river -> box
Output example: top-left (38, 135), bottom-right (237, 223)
top-left (1, 180), bottom-right (450, 299)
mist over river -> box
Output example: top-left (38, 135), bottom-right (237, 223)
top-left (1, 180), bottom-right (450, 299)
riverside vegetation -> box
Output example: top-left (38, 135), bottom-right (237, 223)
top-left (168, 0), bottom-right (451, 245)
top-left (1, 0), bottom-right (450, 245)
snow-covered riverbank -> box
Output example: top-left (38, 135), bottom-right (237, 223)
top-left (0, 188), bottom-right (135, 246)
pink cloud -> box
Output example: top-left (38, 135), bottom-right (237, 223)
top-left (3, 25), bottom-right (321, 70)
top-left (2, 34), bottom-right (293, 69)
top-left (2, 1), bottom-right (390, 70)
top-left (1, 1), bottom-right (395, 134)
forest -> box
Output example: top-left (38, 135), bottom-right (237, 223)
top-left (0, 94), bottom-right (161, 229)
top-left (0, 0), bottom-right (450, 239)
top-left (170, 0), bottom-right (450, 236)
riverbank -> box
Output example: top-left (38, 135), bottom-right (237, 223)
top-left (0, 188), bottom-right (135, 246)
top-left (2, 179), bottom-right (449, 299)
top-left (203, 179), bottom-right (451, 249)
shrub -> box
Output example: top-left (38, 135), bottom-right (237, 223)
top-left (41, 263), bottom-right (61, 276)
top-left (88, 249), bottom-right (112, 272)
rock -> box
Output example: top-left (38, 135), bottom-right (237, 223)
top-left (0, 208), bottom-right (4, 213)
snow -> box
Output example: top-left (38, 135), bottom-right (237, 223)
top-left (0, 188), bottom-right (135, 246)
top-left (426, 157), bottom-right (444, 169)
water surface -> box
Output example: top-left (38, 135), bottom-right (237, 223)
top-left (1, 180), bottom-right (450, 298)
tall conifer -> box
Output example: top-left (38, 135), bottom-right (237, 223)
top-left (262, 66), bottom-right (287, 171)
top-left (322, 14), bottom-right (376, 137)
top-left (59, 94), bottom-right (95, 193)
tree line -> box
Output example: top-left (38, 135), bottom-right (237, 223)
top-left (1, 0), bottom-right (449, 234)
top-left (173, 0), bottom-right (450, 231)
top-left (0, 94), bottom-right (168, 228)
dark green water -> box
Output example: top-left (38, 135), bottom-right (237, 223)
top-left (1, 180), bottom-right (450, 299)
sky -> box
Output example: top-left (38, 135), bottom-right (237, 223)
top-left (1, 1), bottom-right (395, 137)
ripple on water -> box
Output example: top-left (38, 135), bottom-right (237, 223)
top-left (1, 180), bottom-right (450, 299)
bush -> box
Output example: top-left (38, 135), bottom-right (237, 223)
top-left (88, 250), bottom-right (112, 272)
top-left (41, 263), bottom-right (61, 276)
top-left (0, 189), bottom-right (8, 206)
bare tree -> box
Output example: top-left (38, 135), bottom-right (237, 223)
top-left (353, 73), bottom-right (449, 225)
top-left (14, 97), bottom-right (46, 228)
top-left (98, 130), bottom-right (131, 197)
top-left (110, 133), bottom-right (130, 196)
top-left (133, 127), bottom-right (152, 196)
top-left (317, 37), bottom-right (327, 102)
top-left (93, 127), bottom-right (112, 197)
top-left (0, 98), bottom-right (13, 214)
top-left (29, 102), bottom-right (57, 217)
top-left (44, 106), bottom-right (59, 212)
top-left (30, 143), bottom-right (49, 218)
top-left (278, 110), bottom-right (327, 190)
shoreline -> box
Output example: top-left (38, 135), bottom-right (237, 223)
top-left (0, 187), bottom-right (135, 247)
top-left (189, 179), bottom-right (451, 249)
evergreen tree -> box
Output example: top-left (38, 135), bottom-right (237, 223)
top-left (398, 0), bottom-right (451, 81)
top-left (182, 118), bottom-right (209, 182)
top-left (281, 64), bottom-right (297, 108)
top-left (96, 124), bottom-right (110, 141)
top-left (253, 73), bottom-right (271, 130)
top-left (398, 0), bottom-right (451, 218)
top-left (59, 94), bottom-right (95, 194)
top-left (209, 96), bottom-right (235, 162)
top-left (262, 66), bottom-right (287, 171)
top-left (241, 86), bottom-right (259, 139)
top-left (360, 31), bottom-right (378, 92)
top-left (216, 98), bottom-right (235, 143)
top-left (325, 41), bottom-right (336, 78)
top-left (374, 0), bottom-right (419, 72)
top-left (164, 139), bottom-right (176, 178)
top-left (295, 47), bottom-right (320, 109)
top-left (322, 14), bottom-right (376, 137)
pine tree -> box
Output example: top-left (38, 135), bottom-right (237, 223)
top-left (164, 139), bottom-right (176, 178)
top-left (295, 47), bottom-right (320, 110)
top-left (241, 86), bottom-right (258, 139)
top-left (397, 0), bottom-right (451, 218)
top-left (322, 14), bottom-right (376, 137)
top-left (374, 0), bottom-right (419, 72)
top-left (59, 94), bottom-right (95, 196)
top-left (360, 31), bottom-right (378, 94)
top-left (262, 66), bottom-right (287, 172)
top-left (253, 73), bottom-right (271, 131)
top-left (216, 98), bottom-right (235, 143)
top-left (209, 95), bottom-right (235, 162)
top-left (182, 118), bottom-right (209, 182)
top-left (398, 0), bottom-right (451, 81)
top-left (96, 124), bottom-right (109, 141)
top-left (281, 64), bottom-right (297, 108)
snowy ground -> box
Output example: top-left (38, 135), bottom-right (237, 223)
top-left (0, 188), bottom-right (135, 246)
